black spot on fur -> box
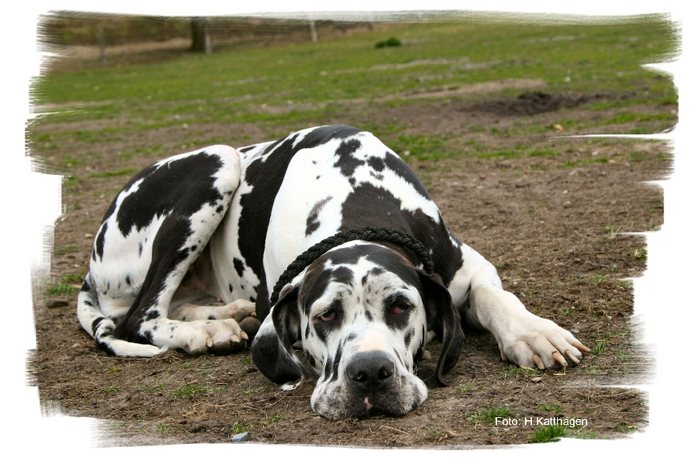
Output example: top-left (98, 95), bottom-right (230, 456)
top-left (334, 138), bottom-right (363, 177)
top-left (233, 257), bottom-right (245, 277)
top-left (404, 328), bottom-right (414, 348)
top-left (91, 317), bottom-right (104, 335)
top-left (145, 309), bottom-right (159, 321)
top-left (94, 222), bottom-right (108, 260)
top-left (331, 266), bottom-right (354, 286)
top-left (306, 196), bottom-right (332, 236)
top-left (328, 343), bottom-right (345, 383)
top-left (368, 156), bottom-right (385, 171)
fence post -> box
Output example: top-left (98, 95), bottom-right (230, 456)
top-left (97, 21), bottom-right (107, 65)
top-left (309, 16), bottom-right (318, 42)
top-left (190, 17), bottom-right (213, 54)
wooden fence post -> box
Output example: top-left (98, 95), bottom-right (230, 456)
top-left (190, 17), bottom-right (213, 54)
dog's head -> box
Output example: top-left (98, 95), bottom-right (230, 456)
top-left (251, 240), bottom-right (464, 419)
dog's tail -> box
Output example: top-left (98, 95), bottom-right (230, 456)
top-left (76, 273), bottom-right (167, 357)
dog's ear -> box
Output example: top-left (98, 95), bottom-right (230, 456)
top-left (250, 283), bottom-right (305, 385)
top-left (418, 271), bottom-right (465, 386)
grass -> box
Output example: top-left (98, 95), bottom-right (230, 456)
top-left (591, 340), bottom-right (607, 355)
top-left (457, 381), bottom-right (477, 394)
top-left (102, 384), bottom-right (119, 394)
top-left (466, 406), bottom-right (514, 425)
top-left (529, 425), bottom-right (567, 443)
top-left (538, 403), bottom-right (562, 414)
top-left (31, 17), bottom-right (677, 170)
top-left (231, 421), bottom-right (250, 434)
top-left (46, 283), bottom-right (75, 296)
top-left (172, 383), bottom-right (211, 399)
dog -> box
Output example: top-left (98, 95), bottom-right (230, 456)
top-left (77, 125), bottom-right (589, 419)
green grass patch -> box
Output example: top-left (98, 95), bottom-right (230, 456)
top-left (47, 283), bottom-right (75, 295)
top-left (590, 274), bottom-right (607, 285)
top-left (614, 422), bottom-right (638, 433)
top-left (375, 37), bottom-right (402, 49)
top-left (389, 134), bottom-right (457, 161)
top-left (616, 350), bottom-right (631, 363)
top-left (530, 425), bottom-right (568, 443)
top-left (34, 19), bottom-right (676, 122)
top-left (102, 384), bottom-right (119, 394)
top-left (591, 339), bottom-right (607, 355)
top-left (258, 414), bottom-right (282, 425)
top-left (231, 421), bottom-right (250, 434)
top-left (61, 273), bottom-right (84, 284)
top-left (156, 422), bottom-right (185, 436)
top-left (466, 406), bottom-right (514, 425)
top-left (538, 403), bottom-right (562, 414)
top-left (632, 247), bottom-right (647, 261)
top-left (91, 167), bottom-right (139, 178)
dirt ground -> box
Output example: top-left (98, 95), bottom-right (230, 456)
top-left (28, 85), bottom-right (670, 447)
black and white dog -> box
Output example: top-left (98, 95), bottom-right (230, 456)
top-left (77, 125), bottom-right (588, 419)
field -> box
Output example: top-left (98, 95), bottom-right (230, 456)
top-left (28, 15), bottom-right (676, 447)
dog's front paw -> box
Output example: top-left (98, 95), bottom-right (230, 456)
top-left (498, 317), bottom-right (590, 370)
top-left (174, 319), bottom-right (249, 355)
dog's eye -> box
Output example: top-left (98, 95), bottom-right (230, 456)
top-left (390, 301), bottom-right (411, 315)
top-left (319, 309), bottom-right (337, 322)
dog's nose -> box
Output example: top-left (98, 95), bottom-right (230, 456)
top-left (345, 351), bottom-right (395, 391)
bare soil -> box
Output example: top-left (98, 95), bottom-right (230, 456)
top-left (28, 86), bottom-right (670, 447)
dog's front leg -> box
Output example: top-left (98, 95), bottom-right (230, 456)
top-left (465, 262), bottom-right (589, 370)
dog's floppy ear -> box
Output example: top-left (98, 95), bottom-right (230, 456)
top-left (418, 270), bottom-right (465, 386)
top-left (250, 283), bottom-right (305, 385)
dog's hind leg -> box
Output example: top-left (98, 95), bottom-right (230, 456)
top-left (82, 145), bottom-right (244, 356)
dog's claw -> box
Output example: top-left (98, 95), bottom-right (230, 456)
top-left (206, 337), bottom-right (213, 348)
top-left (565, 349), bottom-right (580, 365)
top-left (532, 354), bottom-right (545, 370)
top-left (573, 342), bottom-right (591, 353)
top-left (231, 334), bottom-right (241, 344)
top-left (552, 351), bottom-right (568, 368)
top-left (240, 330), bottom-right (249, 341)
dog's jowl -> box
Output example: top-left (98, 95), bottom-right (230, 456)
top-left (77, 125), bottom-right (589, 419)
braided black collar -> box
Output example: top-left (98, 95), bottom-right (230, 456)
top-left (269, 227), bottom-right (434, 306)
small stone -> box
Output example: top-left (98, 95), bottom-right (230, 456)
top-left (231, 432), bottom-right (250, 442)
top-left (46, 298), bottom-right (69, 309)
